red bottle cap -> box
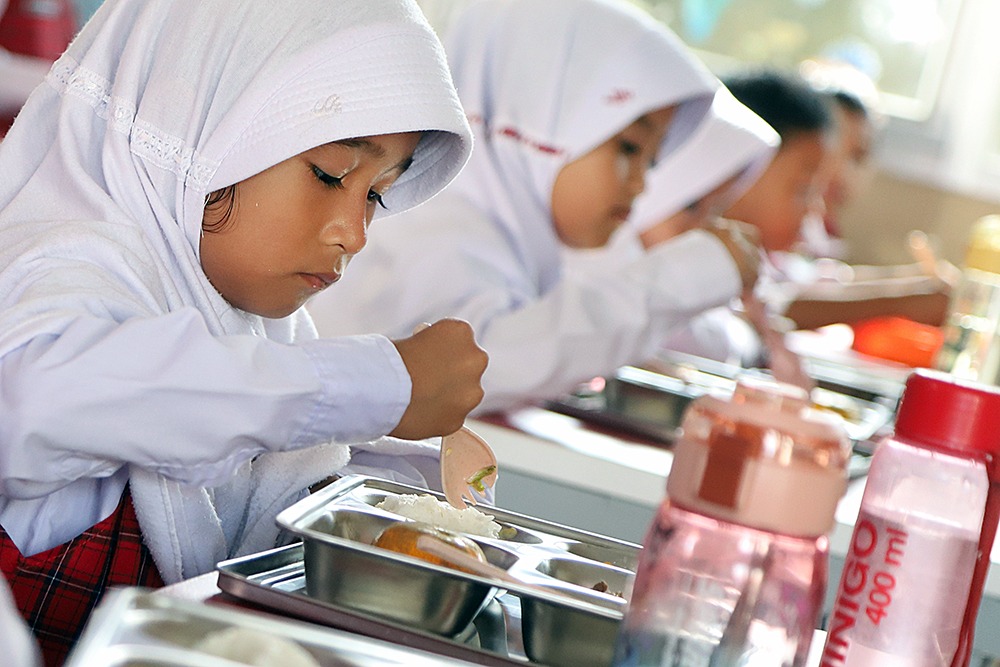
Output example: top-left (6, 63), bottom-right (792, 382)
top-left (894, 369), bottom-right (1000, 480)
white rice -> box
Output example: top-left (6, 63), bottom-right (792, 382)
top-left (376, 494), bottom-right (502, 538)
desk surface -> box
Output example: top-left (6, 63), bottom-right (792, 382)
top-left (147, 406), bottom-right (995, 665)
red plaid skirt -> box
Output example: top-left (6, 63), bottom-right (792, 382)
top-left (0, 485), bottom-right (164, 666)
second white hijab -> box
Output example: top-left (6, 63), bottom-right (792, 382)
top-left (630, 85), bottom-right (780, 233)
top-left (442, 0), bottom-right (719, 292)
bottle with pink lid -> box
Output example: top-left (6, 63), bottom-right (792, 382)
top-left (820, 369), bottom-right (1000, 667)
top-left (611, 375), bottom-right (852, 666)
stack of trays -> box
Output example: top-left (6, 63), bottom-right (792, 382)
top-left (227, 474), bottom-right (641, 666)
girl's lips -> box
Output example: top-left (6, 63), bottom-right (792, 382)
top-left (302, 272), bottom-right (341, 290)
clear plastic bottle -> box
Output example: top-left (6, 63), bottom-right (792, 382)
top-left (934, 214), bottom-right (1000, 383)
top-left (611, 376), bottom-right (851, 667)
top-left (820, 369), bottom-right (1000, 667)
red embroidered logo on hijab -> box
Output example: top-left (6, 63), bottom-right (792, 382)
top-left (606, 89), bottom-right (634, 104)
top-left (498, 127), bottom-right (562, 155)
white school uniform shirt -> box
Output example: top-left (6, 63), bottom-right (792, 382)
top-left (0, 0), bottom-right (472, 583)
top-left (309, 0), bottom-right (730, 413)
top-left (568, 86), bottom-right (781, 365)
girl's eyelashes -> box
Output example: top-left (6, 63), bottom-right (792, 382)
top-left (311, 164), bottom-right (345, 189)
top-left (368, 190), bottom-right (387, 209)
top-left (619, 139), bottom-right (641, 156)
top-left (311, 164), bottom-right (387, 209)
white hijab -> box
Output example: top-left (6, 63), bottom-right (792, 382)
top-left (0, 0), bottom-right (471, 582)
top-left (629, 86), bottom-right (780, 233)
top-left (442, 0), bottom-right (719, 293)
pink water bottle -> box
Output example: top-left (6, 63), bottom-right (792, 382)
top-left (612, 375), bottom-right (851, 666)
top-left (820, 369), bottom-right (1000, 667)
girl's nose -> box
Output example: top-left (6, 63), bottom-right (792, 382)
top-left (629, 163), bottom-right (650, 199)
top-left (806, 191), bottom-right (826, 219)
top-left (324, 200), bottom-right (369, 254)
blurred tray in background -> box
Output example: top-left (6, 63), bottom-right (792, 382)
top-left (546, 353), bottom-right (898, 479)
top-left (65, 586), bottom-right (483, 667)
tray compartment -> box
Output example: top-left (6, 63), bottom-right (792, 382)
top-left (519, 592), bottom-right (623, 667)
top-left (532, 556), bottom-right (632, 600)
top-left (550, 364), bottom-right (893, 446)
top-left (554, 538), bottom-right (640, 572)
top-left (298, 506), bottom-right (507, 636)
top-left (353, 487), bottom-right (544, 545)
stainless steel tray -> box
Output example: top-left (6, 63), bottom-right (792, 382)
top-left (655, 349), bottom-right (906, 407)
top-left (545, 361), bottom-right (894, 478)
top-left (216, 543), bottom-right (523, 666)
top-left (272, 475), bottom-right (638, 667)
top-left (64, 586), bottom-right (483, 666)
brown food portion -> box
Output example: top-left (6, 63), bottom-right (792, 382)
top-left (591, 580), bottom-right (625, 598)
top-left (372, 521), bottom-right (488, 574)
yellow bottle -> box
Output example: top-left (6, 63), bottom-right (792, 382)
top-left (934, 215), bottom-right (1000, 383)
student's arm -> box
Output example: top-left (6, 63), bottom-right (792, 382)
top-left (782, 276), bottom-right (952, 329)
top-left (472, 230), bottom-right (742, 412)
top-left (0, 308), bottom-right (411, 498)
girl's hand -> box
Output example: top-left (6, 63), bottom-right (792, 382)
top-left (706, 217), bottom-right (761, 291)
top-left (742, 293), bottom-right (815, 392)
top-left (389, 319), bottom-right (488, 439)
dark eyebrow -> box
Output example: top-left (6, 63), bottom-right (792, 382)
top-left (324, 138), bottom-right (415, 175)
top-left (631, 113), bottom-right (662, 133)
top-left (634, 115), bottom-right (655, 129)
top-left (333, 138), bottom-right (385, 157)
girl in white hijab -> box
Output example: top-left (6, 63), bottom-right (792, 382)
top-left (0, 0), bottom-right (481, 659)
top-left (631, 87), bottom-right (779, 245)
top-left (310, 0), bottom-right (760, 413)
top-left (569, 86), bottom-right (779, 272)
top-left (609, 85), bottom-right (782, 366)
top-left (617, 84), bottom-right (812, 389)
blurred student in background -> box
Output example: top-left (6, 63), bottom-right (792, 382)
top-left (796, 59), bottom-right (880, 260)
top-left (757, 64), bottom-right (957, 330)
top-left (309, 0), bottom-right (762, 414)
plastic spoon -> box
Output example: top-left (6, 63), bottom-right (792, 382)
top-left (440, 426), bottom-right (498, 509)
top-left (409, 323), bottom-right (498, 509)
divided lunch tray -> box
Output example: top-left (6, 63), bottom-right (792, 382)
top-left (217, 542), bottom-right (524, 666)
top-left (65, 586), bottom-right (480, 667)
top-left (221, 475), bottom-right (642, 667)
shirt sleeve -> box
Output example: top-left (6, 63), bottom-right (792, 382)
top-left (0, 307), bottom-right (410, 499)
top-left (474, 229), bottom-right (741, 412)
